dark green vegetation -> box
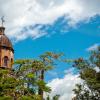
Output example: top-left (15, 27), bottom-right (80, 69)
top-left (0, 52), bottom-right (62, 100)
top-left (73, 47), bottom-right (100, 100)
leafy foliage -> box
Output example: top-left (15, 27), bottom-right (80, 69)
top-left (0, 52), bottom-right (62, 100)
top-left (73, 47), bottom-right (100, 100)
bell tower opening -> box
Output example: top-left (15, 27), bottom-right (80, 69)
top-left (4, 56), bottom-right (9, 67)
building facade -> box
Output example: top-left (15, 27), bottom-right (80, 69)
top-left (0, 26), bottom-right (14, 68)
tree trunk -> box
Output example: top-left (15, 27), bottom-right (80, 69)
top-left (38, 69), bottom-right (44, 100)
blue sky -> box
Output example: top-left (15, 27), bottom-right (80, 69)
top-left (0, 0), bottom-right (100, 99)
top-left (14, 15), bottom-right (100, 59)
top-left (14, 15), bottom-right (100, 80)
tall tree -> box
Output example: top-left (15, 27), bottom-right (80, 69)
top-left (0, 52), bottom-right (62, 100)
top-left (39, 52), bottom-right (62, 99)
top-left (14, 52), bottom-right (62, 100)
top-left (14, 59), bottom-right (51, 100)
top-left (73, 47), bottom-right (100, 100)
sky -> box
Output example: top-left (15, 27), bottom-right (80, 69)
top-left (0, 0), bottom-right (100, 100)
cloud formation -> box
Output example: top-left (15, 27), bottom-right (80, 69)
top-left (46, 73), bottom-right (81, 100)
top-left (86, 43), bottom-right (100, 51)
top-left (0, 0), bottom-right (100, 42)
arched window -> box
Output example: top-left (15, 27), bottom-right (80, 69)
top-left (4, 56), bottom-right (9, 67)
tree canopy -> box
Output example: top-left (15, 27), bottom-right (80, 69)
top-left (73, 47), bottom-right (100, 100)
top-left (0, 52), bottom-right (62, 100)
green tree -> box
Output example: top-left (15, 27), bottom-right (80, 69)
top-left (73, 47), bottom-right (100, 100)
top-left (0, 69), bottom-right (21, 100)
top-left (14, 52), bottom-right (62, 100)
top-left (14, 59), bottom-right (50, 100)
top-left (39, 52), bottom-right (62, 99)
top-left (0, 52), bottom-right (62, 100)
top-left (52, 95), bottom-right (60, 100)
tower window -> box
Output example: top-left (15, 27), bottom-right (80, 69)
top-left (4, 56), bottom-right (9, 67)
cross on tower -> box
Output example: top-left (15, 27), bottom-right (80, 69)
top-left (1, 16), bottom-right (5, 26)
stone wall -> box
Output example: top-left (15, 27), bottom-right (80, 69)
top-left (0, 48), bottom-right (14, 68)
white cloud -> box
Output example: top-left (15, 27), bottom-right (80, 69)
top-left (0, 0), bottom-right (100, 42)
top-left (86, 43), bottom-right (100, 51)
top-left (46, 73), bottom-right (81, 100)
top-left (94, 66), bottom-right (100, 72)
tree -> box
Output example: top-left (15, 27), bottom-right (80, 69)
top-left (0, 52), bottom-right (62, 100)
top-left (39, 52), bottom-right (62, 99)
top-left (14, 59), bottom-right (51, 100)
top-left (73, 47), bottom-right (100, 100)
top-left (46, 95), bottom-right (60, 100)
top-left (0, 69), bottom-right (21, 100)
top-left (52, 95), bottom-right (60, 100)
top-left (14, 52), bottom-right (62, 100)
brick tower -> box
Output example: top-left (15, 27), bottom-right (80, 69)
top-left (0, 22), bottom-right (14, 68)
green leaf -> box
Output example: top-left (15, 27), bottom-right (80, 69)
top-left (26, 73), bottom-right (35, 78)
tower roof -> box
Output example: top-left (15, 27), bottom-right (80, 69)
top-left (0, 26), bottom-right (14, 52)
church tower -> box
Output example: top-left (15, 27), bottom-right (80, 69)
top-left (0, 18), bottom-right (14, 69)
